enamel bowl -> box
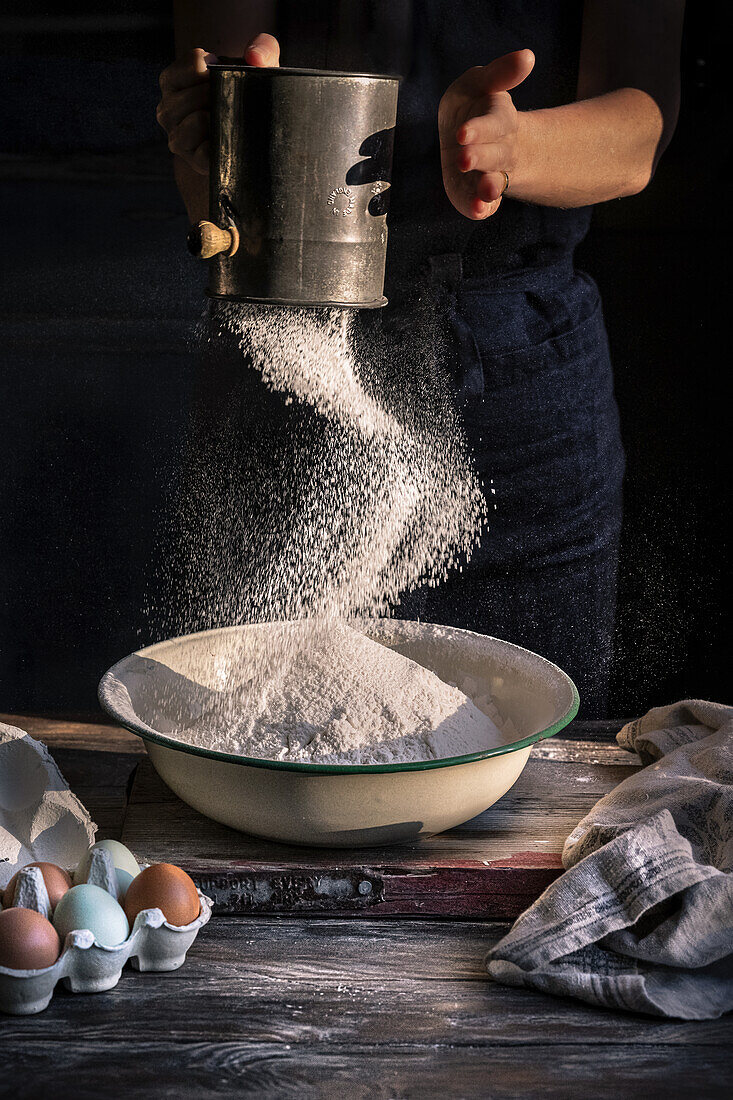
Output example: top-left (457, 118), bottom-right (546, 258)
top-left (98, 621), bottom-right (578, 847)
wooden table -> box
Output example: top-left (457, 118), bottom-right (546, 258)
top-left (1, 714), bottom-right (731, 1099)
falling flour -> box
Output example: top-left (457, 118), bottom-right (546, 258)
top-left (157, 301), bottom-right (490, 764)
top-left (176, 622), bottom-right (506, 765)
top-left (205, 302), bottom-right (487, 622)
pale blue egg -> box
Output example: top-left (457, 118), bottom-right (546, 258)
top-left (74, 840), bottom-right (140, 899)
top-left (52, 884), bottom-right (129, 947)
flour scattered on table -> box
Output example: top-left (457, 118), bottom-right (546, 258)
top-left (176, 623), bottom-right (506, 765)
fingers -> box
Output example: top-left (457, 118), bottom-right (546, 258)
top-left (453, 171), bottom-right (506, 219)
top-left (439, 51), bottom-right (530, 221)
top-left (158, 34), bottom-right (280, 175)
top-left (445, 50), bottom-right (534, 104)
top-left (159, 48), bottom-right (215, 94)
top-left (480, 49), bottom-right (535, 94)
top-left (244, 33), bottom-right (280, 67)
top-left (158, 46), bottom-right (215, 172)
top-left (445, 65), bottom-right (498, 103)
top-left (441, 49), bottom-right (533, 143)
top-left (453, 141), bottom-right (511, 175)
top-left (442, 83), bottom-right (517, 150)
top-left (476, 172), bottom-right (508, 204)
top-left (469, 194), bottom-right (503, 221)
top-left (441, 163), bottom-right (504, 221)
top-left (156, 82), bottom-right (209, 136)
top-left (456, 103), bottom-right (506, 147)
top-left (167, 110), bottom-right (209, 167)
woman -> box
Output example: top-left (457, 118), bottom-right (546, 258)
top-left (157, 1), bottom-right (683, 717)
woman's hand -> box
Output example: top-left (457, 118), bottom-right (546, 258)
top-left (156, 34), bottom-right (280, 175)
top-left (439, 49), bottom-right (534, 220)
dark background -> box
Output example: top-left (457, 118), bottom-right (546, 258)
top-left (0, 2), bottom-right (730, 718)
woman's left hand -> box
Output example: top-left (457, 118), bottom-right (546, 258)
top-left (439, 49), bottom-right (535, 220)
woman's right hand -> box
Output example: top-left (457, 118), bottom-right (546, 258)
top-left (156, 34), bottom-right (281, 175)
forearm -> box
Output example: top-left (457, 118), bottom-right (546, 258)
top-left (441, 1), bottom-right (683, 220)
top-left (175, 158), bottom-right (208, 224)
top-left (509, 88), bottom-right (664, 208)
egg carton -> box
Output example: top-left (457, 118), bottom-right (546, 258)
top-left (0, 857), bottom-right (212, 1015)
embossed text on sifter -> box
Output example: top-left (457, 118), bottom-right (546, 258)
top-left (187, 63), bottom-right (400, 309)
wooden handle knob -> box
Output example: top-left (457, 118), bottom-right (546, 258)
top-left (187, 220), bottom-right (239, 259)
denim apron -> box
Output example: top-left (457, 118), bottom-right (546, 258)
top-left (378, 1), bottom-right (626, 716)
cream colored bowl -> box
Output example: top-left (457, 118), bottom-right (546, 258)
top-left (98, 621), bottom-right (578, 847)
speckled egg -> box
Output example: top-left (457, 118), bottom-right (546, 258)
top-left (2, 862), bottom-right (72, 911)
top-left (74, 839), bottom-right (140, 898)
top-left (53, 884), bottom-right (129, 947)
top-left (124, 863), bottom-right (200, 927)
top-left (0, 906), bottom-right (61, 970)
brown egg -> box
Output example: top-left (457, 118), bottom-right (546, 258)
top-left (3, 862), bottom-right (73, 911)
top-left (0, 907), bottom-right (61, 970)
top-left (123, 863), bottom-right (200, 927)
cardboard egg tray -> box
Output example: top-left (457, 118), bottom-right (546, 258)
top-left (0, 858), bottom-right (212, 1015)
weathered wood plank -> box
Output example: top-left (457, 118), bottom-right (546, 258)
top-left (2, 1043), bottom-right (729, 1100)
top-left (560, 718), bottom-right (628, 742)
top-left (183, 858), bottom-right (563, 919)
top-left (0, 712), bottom-right (142, 754)
top-left (2, 987), bottom-right (730, 1051)
top-left (1, 919), bottom-right (729, 1047)
top-left (65, 790), bottom-right (129, 842)
top-left (1, 716), bottom-right (724, 1099)
top-left (533, 738), bottom-right (637, 766)
top-left (2, 717), bottom-right (639, 915)
top-left (121, 747), bottom-right (638, 917)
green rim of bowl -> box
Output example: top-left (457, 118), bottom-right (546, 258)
top-left (98, 628), bottom-right (580, 776)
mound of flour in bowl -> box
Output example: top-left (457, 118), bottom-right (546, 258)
top-left (178, 623), bottom-right (505, 765)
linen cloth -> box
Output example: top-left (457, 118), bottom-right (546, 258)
top-left (486, 700), bottom-right (733, 1018)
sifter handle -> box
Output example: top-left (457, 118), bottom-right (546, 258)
top-left (187, 220), bottom-right (239, 259)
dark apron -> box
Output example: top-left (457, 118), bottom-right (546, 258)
top-left (385, 254), bottom-right (624, 717)
top-left (374, 1), bottom-right (626, 716)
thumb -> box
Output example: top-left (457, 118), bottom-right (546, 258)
top-left (481, 49), bottom-right (534, 94)
top-left (244, 33), bottom-right (280, 67)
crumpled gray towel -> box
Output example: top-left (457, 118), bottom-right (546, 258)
top-left (486, 699), bottom-right (733, 1019)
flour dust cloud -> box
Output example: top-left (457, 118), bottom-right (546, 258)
top-left (150, 299), bottom-right (493, 764)
top-left (164, 301), bottom-right (485, 629)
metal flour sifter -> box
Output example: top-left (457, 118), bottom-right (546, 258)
top-left (187, 62), bottom-right (399, 309)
